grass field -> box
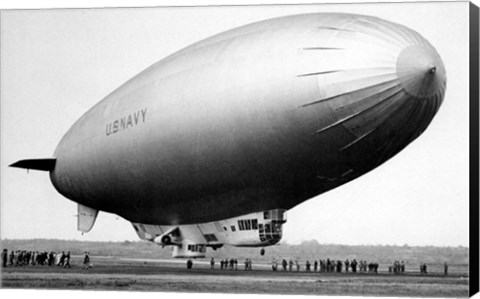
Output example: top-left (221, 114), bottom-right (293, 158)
top-left (0, 255), bottom-right (469, 297)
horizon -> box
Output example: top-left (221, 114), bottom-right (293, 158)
top-left (0, 237), bottom-right (470, 249)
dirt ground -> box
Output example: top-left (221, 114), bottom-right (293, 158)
top-left (0, 256), bottom-right (469, 297)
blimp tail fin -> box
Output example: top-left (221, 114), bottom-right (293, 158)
top-left (9, 158), bottom-right (56, 171)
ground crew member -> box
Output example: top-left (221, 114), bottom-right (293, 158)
top-left (57, 251), bottom-right (65, 266)
top-left (16, 251), bottom-right (23, 266)
top-left (48, 251), bottom-right (54, 266)
top-left (1, 249), bottom-right (7, 267)
top-left (82, 252), bottom-right (91, 270)
top-left (31, 251), bottom-right (36, 266)
top-left (351, 259), bottom-right (357, 273)
top-left (8, 250), bottom-right (14, 266)
top-left (271, 258), bottom-right (278, 271)
top-left (337, 260), bottom-right (343, 273)
top-left (63, 251), bottom-right (71, 268)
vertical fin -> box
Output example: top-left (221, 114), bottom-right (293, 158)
top-left (78, 204), bottom-right (98, 233)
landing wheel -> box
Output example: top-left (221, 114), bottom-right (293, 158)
top-left (260, 248), bottom-right (265, 256)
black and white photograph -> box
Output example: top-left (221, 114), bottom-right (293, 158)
top-left (1, 0), bottom-right (478, 298)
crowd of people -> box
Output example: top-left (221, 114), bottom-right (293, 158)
top-left (202, 256), bottom-right (391, 274)
top-left (219, 258), bottom-right (238, 270)
top-left (390, 260), bottom-right (406, 274)
top-left (3, 248), bottom-right (448, 276)
top-left (269, 258), bottom-right (379, 273)
top-left (197, 256), bottom-right (446, 276)
top-left (207, 257), bottom-right (253, 270)
top-left (1, 248), bottom-right (92, 270)
top-left (1, 248), bottom-right (71, 268)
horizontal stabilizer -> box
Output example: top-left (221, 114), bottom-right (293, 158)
top-left (9, 158), bottom-right (56, 171)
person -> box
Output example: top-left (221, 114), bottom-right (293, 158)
top-left (282, 259), bottom-right (287, 271)
top-left (221, 259), bottom-right (224, 269)
top-left (37, 252), bottom-right (46, 265)
top-left (57, 251), bottom-right (65, 266)
top-left (31, 251), bottom-right (37, 266)
top-left (314, 260), bottom-right (318, 272)
top-left (306, 260), bottom-right (310, 272)
top-left (63, 251), bottom-right (71, 268)
top-left (289, 259), bottom-right (293, 271)
top-left (16, 251), bottom-right (23, 266)
top-left (210, 257), bottom-right (215, 269)
top-left (345, 259), bottom-right (350, 273)
top-left (24, 251), bottom-right (31, 266)
top-left (186, 259), bottom-right (193, 269)
top-left (8, 250), bottom-right (14, 266)
top-left (234, 258), bottom-right (238, 270)
top-left (82, 252), bottom-right (91, 270)
top-left (419, 262), bottom-right (424, 274)
top-left (1, 249), bottom-right (7, 268)
top-left (271, 258), bottom-right (278, 271)
top-left (351, 259), bottom-right (357, 273)
top-left (444, 262), bottom-right (448, 276)
top-left (48, 251), bottom-right (54, 266)
top-left (245, 258), bottom-right (252, 270)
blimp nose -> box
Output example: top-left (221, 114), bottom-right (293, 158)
top-left (311, 38), bottom-right (447, 164)
top-left (396, 44), bottom-right (446, 104)
top-left (388, 43), bottom-right (446, 145)
top-left (353, 41), bottom-right (446, 164)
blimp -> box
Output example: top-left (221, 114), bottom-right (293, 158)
top-left (11, 13), bottom-right (446, 258)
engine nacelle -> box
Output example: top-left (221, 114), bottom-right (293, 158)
top-left (153, 227), bottom-right (182, 246)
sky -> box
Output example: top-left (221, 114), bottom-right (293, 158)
top-left (0, 0), bottom-right (473, 248)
